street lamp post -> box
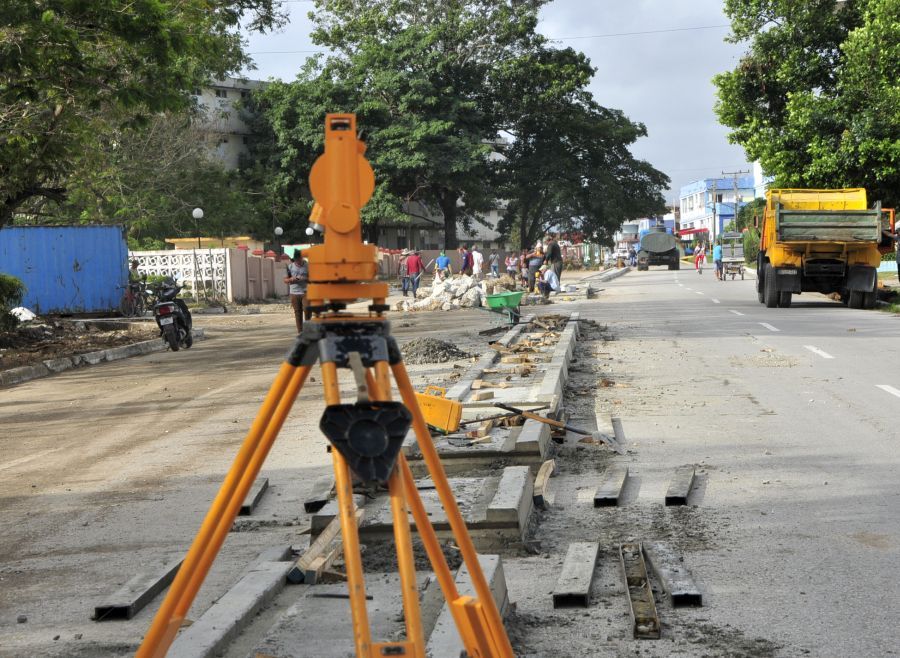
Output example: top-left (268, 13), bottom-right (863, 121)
top-left (274, 226), bottom-right (283, 257)
top-left (192, 207), bottom-right (204, 249)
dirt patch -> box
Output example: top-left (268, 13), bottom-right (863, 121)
top-left (0, 319), bottom-right (157, 370)
top-left (401, 337), bottom-right (473, 364)
top-left (360, 537), bottom-right (463, 573)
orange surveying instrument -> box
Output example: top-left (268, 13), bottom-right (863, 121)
top-left (136, 114), bottom-right (514, 658)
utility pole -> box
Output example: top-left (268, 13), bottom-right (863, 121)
top-left (710, 179), bottom-right (717, 245)
top-left (722, 169), bottom-right (750, 235)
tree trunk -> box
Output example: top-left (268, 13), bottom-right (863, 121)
top-left (437, 189), bottom-right (459, 250)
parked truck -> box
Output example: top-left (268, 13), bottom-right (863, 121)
top-left (756, 188), bottom-right (894, 309)
top-left (637, 227), bottom-right (681, 271)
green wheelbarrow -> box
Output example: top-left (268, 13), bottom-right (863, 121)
top-left (483, 290), bottom-right (524, 326)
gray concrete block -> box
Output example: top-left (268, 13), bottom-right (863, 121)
top-left (426, 554), bottom-right (508, 658)
top-left (42, 357), bottom-right (74, 373)
top-left (0, 363), bottom-right (49, 387)
top-left (515, 419), bottom-right (551, 457)
top-left (486, 466), bottom-right (532, 532)
top-left (168, 561), bottom-right (293, 658)
top-left (80, 350), bottom-right (107, 365)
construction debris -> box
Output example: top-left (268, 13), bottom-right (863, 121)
top-left (401, 338), bottom-right (473, 364)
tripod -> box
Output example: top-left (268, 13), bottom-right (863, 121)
top-left (136, 115), bottom-right (513, 658)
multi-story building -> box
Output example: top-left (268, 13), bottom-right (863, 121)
top-left (678, 176), bottom-right (755, 242)
top-left (193, 77), bottom-right (266, 169)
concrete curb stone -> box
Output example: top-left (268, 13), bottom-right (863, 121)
top-left (0, 328), bottom-right (206, 389)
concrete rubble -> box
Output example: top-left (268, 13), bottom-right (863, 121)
top-left (394, 274), bottom-right (519, 312)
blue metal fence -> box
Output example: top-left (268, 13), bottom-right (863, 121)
top-left (0, 225), bottom-right (128, 314)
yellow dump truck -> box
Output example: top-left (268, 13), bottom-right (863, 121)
top-left (756, 188), bottom-right (894, 309)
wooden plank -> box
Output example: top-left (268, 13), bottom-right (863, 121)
top-left (664, 465), bottom-right (696, 506)
top-left (470, 390), bottom-right (494, 401)
top-left (93, 560), bottom-right (182, 621)
top-left (239, 477), bottom-right (269, 516)
top-left (593, 465), bottom-right (629, 507)
top-left (304, 475), bottom-right (335, 513)
top-left (532, 459), bottom-right (556, 509)
top-left (643, 542), bottom-right (703, 607)
top-left (288, 509), bottom-right (364, 584)
top-left (552, 542), bottom-right (600, 608)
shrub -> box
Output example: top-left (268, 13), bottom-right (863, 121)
top-left (0, 274), bottom-right (27, 332)
top-left (743, 230), bottom-right (760, 264)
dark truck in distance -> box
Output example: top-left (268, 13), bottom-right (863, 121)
top-left (637, 227), bottom-right (682, 271)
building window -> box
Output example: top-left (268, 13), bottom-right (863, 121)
top-left (242, 136), bottom-right (249, 144)
top-left (241, 91), bottom-right (249, 99)
top-left (215, 89), bottom-right (227, 98)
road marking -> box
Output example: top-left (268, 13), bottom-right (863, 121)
top-left (729, 310), bottom-right (745, 316)
top-left (678, 283), bottom-right (684, 287)
top-left (695, 291), bottom-right (705, 296)
top-left (712, 299), bottom-right (720, 304)
top-left (803, 345), bottom-right (834, 359)
top-left (876, 385), bottom-right (900, 399)
top-left (758, 322), bottom-right (780, 332)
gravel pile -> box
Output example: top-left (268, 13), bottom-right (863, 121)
top-left (401, 337), bottom-right (473, 364)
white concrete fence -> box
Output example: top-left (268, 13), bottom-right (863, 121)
top-left (131, 248), bottom-right (289, 302)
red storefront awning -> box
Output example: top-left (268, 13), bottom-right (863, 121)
top-left (676, 228), bottom-right (709, 237)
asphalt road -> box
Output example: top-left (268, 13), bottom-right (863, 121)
top-left (555, 264), bottom-right (900, 657)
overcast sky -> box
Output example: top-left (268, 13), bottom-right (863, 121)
top-left (240, 0), bottom-right (754, 205)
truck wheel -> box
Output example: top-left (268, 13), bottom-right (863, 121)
top-left (670, 259), bottom-right (680, 270)
top-left (779, 291), bottom-right (792, 307)
top-left (757, 266), bottom-right (765, 303)
top-left (848, 289), bottom-right (864, 309)
top-left (764, 264), bottom-right (779, 308)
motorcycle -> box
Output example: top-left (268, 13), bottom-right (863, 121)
top-left (152, 276), bottom-right (193, 351)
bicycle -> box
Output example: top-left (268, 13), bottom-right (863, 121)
top-left (119, 280), bottom-right (149, 317)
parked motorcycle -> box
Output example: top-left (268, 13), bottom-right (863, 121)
top-left (152, 276), bottom-right (193, 351)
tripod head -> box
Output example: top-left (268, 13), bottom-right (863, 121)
top-left (305, 114), bottom-right (389, 312)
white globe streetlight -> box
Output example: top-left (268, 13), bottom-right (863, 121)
top-left (192, 208), bottom-right (204, 249)
top-left (274, 226), bottom-right (284, 237)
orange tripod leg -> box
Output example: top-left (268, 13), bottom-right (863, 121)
top-left (137, 363), bottom-right (310, 658)
top-left (391, 361), bottom-right (514, 658)
top-left (321, 361), bottom-right (374, 657)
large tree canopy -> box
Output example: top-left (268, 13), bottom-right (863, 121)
top-left (246, 0), bottom-right (668, 248)
top-left (714, 0), bottom-right (900, 207)
top-left (0, 0), bottom-right (285, 226)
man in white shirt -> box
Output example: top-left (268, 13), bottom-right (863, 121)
top-left (471, 245), bottom-right (484, 280)
top-left (536, 264), bottom-right (560, 299)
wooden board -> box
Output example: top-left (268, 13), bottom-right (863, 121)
top-left (664, 465), bottom-right (696, 506)
top-left (288, 509), bottom-right (363, 584)
top-left (93, 560), bottom-right (182, 621)
top-left (552, 542), bottom-right (599, 608)
top-left (532, 459), bottom-right (556, 509)
top-left (470, 390), bottom-right (494, 401)
top-left (643, 542), bottom-right (703, 607)
top-left (593, 465), bottom-right (629, 507)
top-left (239, 477), bottom-right (269, 516)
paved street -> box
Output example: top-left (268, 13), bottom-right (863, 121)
top-left (2, 269), bottom-right (899, 657)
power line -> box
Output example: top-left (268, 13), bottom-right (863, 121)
top-left (247, 23), bottom-right (732, 56)
top-left (549, 24), bottom-right (730, 41)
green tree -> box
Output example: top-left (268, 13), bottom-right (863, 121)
top-left (245, 0), bottom-right (547, 248)
top-left (714, 0), bottom-right (900, 207)
top-left (494, 46), bottom-right (669, 249)
top-left (0, 0), bottom-right (285, 226)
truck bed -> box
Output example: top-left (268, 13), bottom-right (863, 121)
top-left (776, 208), bottom-right (881, 243)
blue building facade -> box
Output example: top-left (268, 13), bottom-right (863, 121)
top-left (678, 176), bottom-right (756, 241)
top-left (0, 225), bottom-right (128, 314)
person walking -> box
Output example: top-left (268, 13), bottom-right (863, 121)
top-left (694, 242), bottom-right (705, 274)
top-left (471, 245), bottom-right (484, 281)
top-left (526, 244), bottom-right (544, 292)
top-left (406, 249), bottom-right (425, 295)
top-left (399, 250), bottom-right (411, 296)
top-left (284, 249), bottom-right (309, 333)
top-left (628, 246), bottom-right (637, 267)
top-left (505, 252), bottom-right (519, 278)
top-left (544, 234), bottom-right (564, 284)
top-left (458, 246), bottom-right (473, 276)
top-left (488, 249), bottom-right (500, 277)
top-left (713, 240), bottom-right (723, 281)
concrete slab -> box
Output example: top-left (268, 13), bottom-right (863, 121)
top-left (426, 554), bottom-right (509, 658)
top-left (552, 542), bottom-right (600, 608)
top-left (168, 561), bottom-right (293, 658)
top-left (486, 466), bottom-right (533, 534)
top-left (249, 575), bottom-right (408, 658)
top-left (93, 559), bottom-right (181, 621)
